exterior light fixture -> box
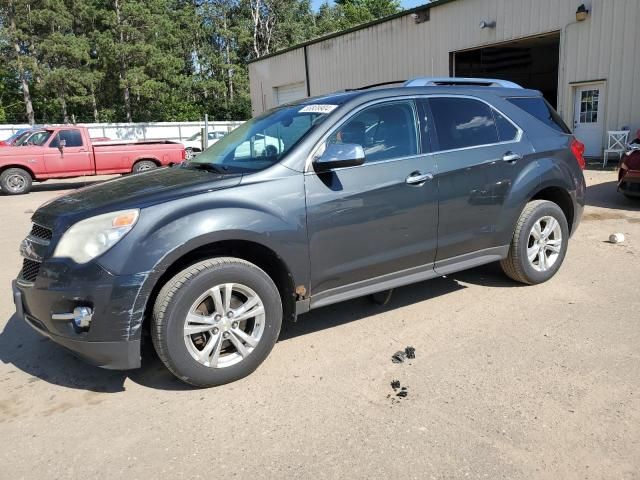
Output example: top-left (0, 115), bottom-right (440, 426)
top-left (576, 4), bottom-right (589, 21)
top-left (479, 20), bottom-right (496, 29)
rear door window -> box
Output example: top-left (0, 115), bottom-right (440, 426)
top-left (429, 97), bottom-right (499, 151)
top-left (506, 97), bottom-right (571, 134)
top-left (493, 110), bottom-right (519, 142)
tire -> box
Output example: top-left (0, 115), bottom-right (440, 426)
top-left (185, 148), bottom-right (196, 160)
top-left (151, 257), bottom-right (282, 387)
top-left (500, 200), bottom-right (569, 285)
top-left (369, 289), bottom-right (393, 306)
top-left (623, 193), bottom-right (639, 200)
top-left (0, 168), bottom-right (32, 195)
top-left (132, 160), bottom-right (157, 173)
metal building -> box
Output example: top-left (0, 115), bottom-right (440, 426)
top-left (248, 0), bottom-right (640, 157)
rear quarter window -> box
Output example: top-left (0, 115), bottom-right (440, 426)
top-left (506, 97), bottom-right (571, 134)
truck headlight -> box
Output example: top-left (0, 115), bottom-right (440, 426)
top-left (53, 209), bottom-right (139, 263)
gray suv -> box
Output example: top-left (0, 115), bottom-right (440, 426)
top-left (13, 78), bottom-right (586, 387)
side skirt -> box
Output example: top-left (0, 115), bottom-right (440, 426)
top-left (299, 246), bottom-right (509, 313)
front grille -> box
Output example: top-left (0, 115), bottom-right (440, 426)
top-left (30, 224), bottom-right (53, 241)
top-left (20, 258), bottom-right (41, 283)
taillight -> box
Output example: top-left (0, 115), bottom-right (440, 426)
top-left (570, 138), bottom-right (586, 169)
top-left (181, 148), bottom-right (186, 161)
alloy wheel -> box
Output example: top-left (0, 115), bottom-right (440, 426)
top-left (527, 215), bottom-right (563, 272)
top-left (183, 283), bottom-right (265, 368)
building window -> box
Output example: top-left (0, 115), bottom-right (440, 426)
top-left (579, 89), bottom-right (599, 123)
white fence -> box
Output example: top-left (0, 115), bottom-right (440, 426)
top-left (0, 121), bottom-right (244, 142)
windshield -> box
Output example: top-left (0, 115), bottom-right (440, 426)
top-left (187, 132), bottom-right (201, 141)
top-left (12, 131), bottom-right (33, 146)
top-left (188, 105), bottom-right (333, 173)
top-left (26, 131), bottom-right (52, 146)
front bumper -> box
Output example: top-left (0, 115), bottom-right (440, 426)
top-left (12, 260), bottom-right (146, 370)
top-left (619, 169), bottom-right (640, 197)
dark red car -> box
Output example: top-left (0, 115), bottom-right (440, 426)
top-left (618, 131), bottom-right (640, 199)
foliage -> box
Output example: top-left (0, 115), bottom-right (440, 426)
top-left (0, 0), bottom-right (401, 124)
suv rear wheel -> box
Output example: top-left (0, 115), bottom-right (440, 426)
top-left (151, 257), bottom-right (282, 387)
top-left (500, 200), bottom-right (569, 285)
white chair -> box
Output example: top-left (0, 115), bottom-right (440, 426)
top-left (603, 130), bottom-right (629, 167)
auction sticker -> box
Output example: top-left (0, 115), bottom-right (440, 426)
top-left (299, 104), bottom-right (338, 114)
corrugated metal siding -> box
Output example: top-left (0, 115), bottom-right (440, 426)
top-left (560, 0), bottom-right (640, 134)
top-left (250, 0), bottom-right (640, 136)
top-left (249, 49), bottom-right (306, 116)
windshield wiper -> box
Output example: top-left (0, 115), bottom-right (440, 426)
top-left (184, 162), bottom-right (228, 174)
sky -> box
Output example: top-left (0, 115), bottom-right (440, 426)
top-left (311, 0), bottom-right (428, 11)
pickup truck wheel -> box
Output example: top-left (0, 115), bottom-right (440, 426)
top-left (132, 160), bottom-right (157, 173)
top-left (0, 168), bottom-right (32, 195)
top-left (152, 257), bottom-right (282, 387)
top-left (500, 200), bottom-right (569, 285)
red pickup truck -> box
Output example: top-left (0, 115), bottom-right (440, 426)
top-left (0, 125), bottom-right (186, 194)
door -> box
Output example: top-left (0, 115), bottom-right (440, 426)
top-left (573, 83), bottom-right (605, 157)
top-left (274, 82), bottom-right (306, 106)
top-left (305, 99), bottom-right (439, 298)
top-left (427, 96), bottom-right (534, 263)
top-left (43, 129), bottom-right (92, 175)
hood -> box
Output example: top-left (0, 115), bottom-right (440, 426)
top-left (33, 166), bottom-right (242, 229)
top-left (0, 145), bottom-right (44, 155)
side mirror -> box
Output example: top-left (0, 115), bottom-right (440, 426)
top-left (58, 139), bottom-right (66, 153)
top-left (314, 143), bottom-right (365, 172)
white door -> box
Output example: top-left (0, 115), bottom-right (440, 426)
top-left (274, 82), bottom-right (306, 106)
top-left (573, 83), bottom-right (605, 157)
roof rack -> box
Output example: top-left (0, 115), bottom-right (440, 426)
top-left (345, 80), bottom-right (407, 91)
top-left (404, 77), bottom-right (523, 88)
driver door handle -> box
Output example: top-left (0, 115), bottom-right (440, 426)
top-left (405, 171), bottom-right (434, 185)
top-left (502, 152), bottom-right (522, 163)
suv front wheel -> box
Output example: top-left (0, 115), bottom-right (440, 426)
top-left (501, 200), bottom-right (569, 285)
top-left (152, 257), bottom-right (282, 387)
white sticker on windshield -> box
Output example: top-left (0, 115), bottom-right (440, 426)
top-left (299, 104), bottom-right (338, 114)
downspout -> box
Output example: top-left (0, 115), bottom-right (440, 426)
top-left (303, 45), bottom-right (311, 97)
top-left (559, 19), bottom-right (580, 126)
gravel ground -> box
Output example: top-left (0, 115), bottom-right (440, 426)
top-left (0, 171), bottom-right (639, 479)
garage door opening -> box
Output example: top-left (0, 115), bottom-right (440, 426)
top-left (274, 82), bottom-right (307, 106)
top-left (452, 33), bottom-right (560, 107)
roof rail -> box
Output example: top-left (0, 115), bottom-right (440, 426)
top-left (404, 77), bottom-right (523, 88)
top-left (345, 80), bottom-right (407, 91)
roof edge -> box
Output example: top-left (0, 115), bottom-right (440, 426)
top-left (247, 0), bottom-right (458, 64)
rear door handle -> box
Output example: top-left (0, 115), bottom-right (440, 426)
top-left (405, 171), bottom-right (434, 185)
top-left (502, 152), bottom-right (522, 163)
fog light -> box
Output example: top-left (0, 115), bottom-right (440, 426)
top-left (73, 307), bottom-right (93, 329)
top-left (52, 306), bottom-right (93, 330)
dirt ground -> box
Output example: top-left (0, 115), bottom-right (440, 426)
top-left (0, 171), bottom-right (639, 479)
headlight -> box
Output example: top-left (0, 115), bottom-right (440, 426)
top-left (53, 209), bottom-right (139, 263)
